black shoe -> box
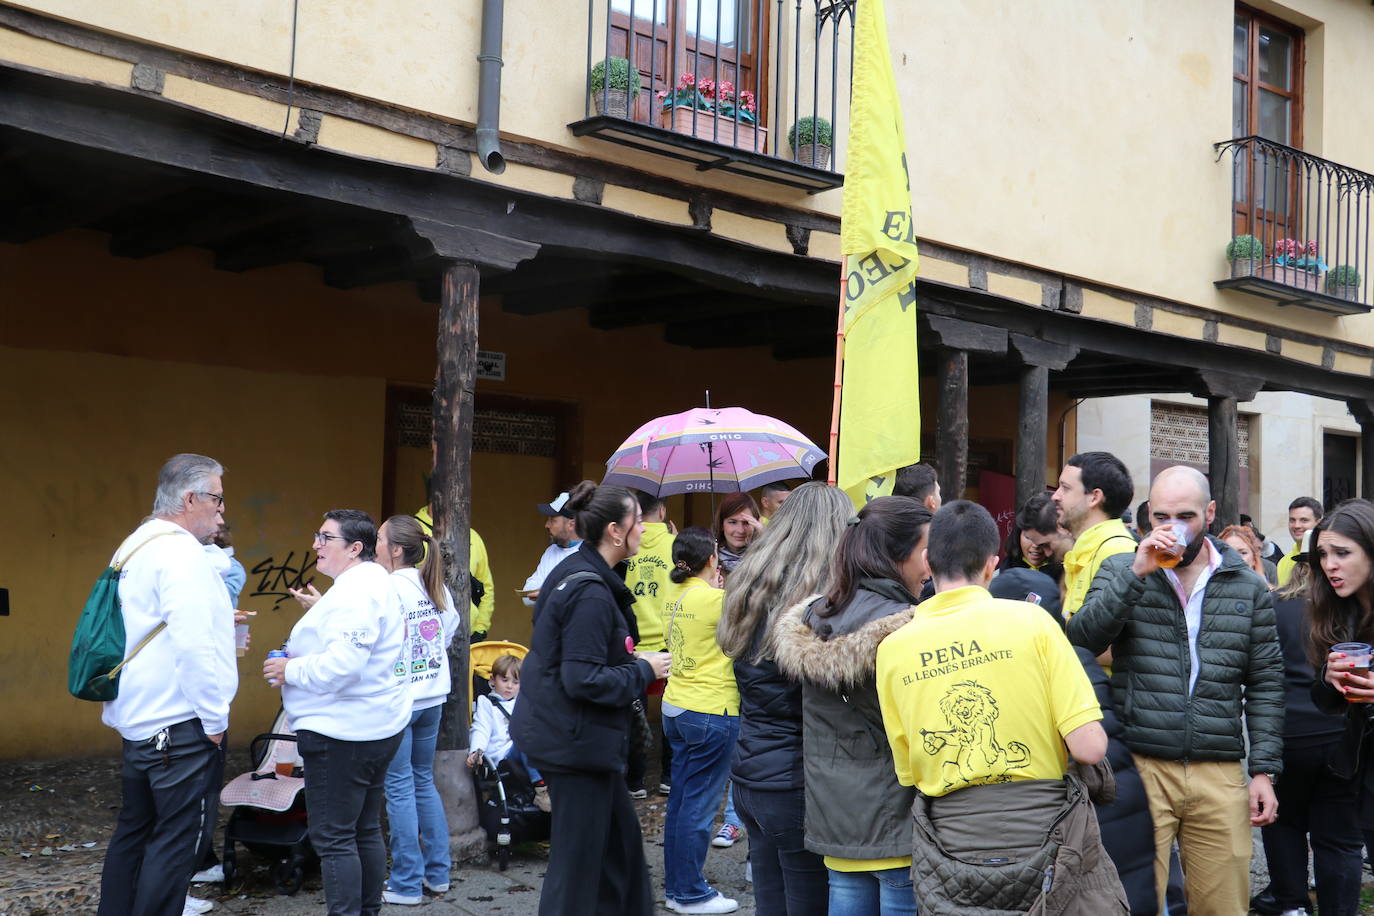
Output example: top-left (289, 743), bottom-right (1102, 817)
top-left (1249, 888), bottom-right (1283, 916)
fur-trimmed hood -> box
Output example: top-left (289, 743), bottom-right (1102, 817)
top-left (772, 583), bottom-right (916, 692)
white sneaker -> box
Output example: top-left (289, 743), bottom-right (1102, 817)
top-left (744, 860), bottom-right (752, 883)
top-left (423, 878), bottom-right (451, 893)
top-left (711, 824), bottom-right (742, 848)
top-left (667, 892), bottom-right (739, 914)
top-left (182, 896), bottom-right (214, 915)
top-left (191, 864), bottom-right (224, 883)
top-left (382, 888), bottom-right (424, 905)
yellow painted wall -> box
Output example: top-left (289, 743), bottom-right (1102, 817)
top-left (0, 346), bottom-right (385, 759)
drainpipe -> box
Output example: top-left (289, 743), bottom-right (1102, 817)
top-left (475, 0), bottom-right (506, 174)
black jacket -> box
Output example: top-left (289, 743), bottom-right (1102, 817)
top-left (731, 624), bottom-right (805, 791)
top-left (1066, 540), bottom-right (1284, 775)
top-left (1078, 647), bottom-right (1156, 916)
top-left (1273, 594), bottom-right (1343, 742)
top-left (772, 579), bottom-right (917, 860)
top-left (510, 542), bottom-right (652, 774)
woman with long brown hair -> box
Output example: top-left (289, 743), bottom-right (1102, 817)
top-left (376, 515), bottom-right (458, 905)
top-left (714, 492), bottom-right (762, 575)
top-left (717, 482), bottom-right (851, 916)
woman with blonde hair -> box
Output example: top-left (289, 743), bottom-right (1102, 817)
top-left (376, 515), bottom-right (458, 905)
top-left (1219, 523), bottom-right (1273, 585)
top-left (717, 482), bottom-right (851, 916)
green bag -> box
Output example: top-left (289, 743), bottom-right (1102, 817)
top-left (67, 532), bottom-right (177, 702)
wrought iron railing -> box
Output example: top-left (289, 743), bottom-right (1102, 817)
top-left (1216, 136), bottom-right (1373, 309)
top-left (583, 0), bottom-right (854, 172)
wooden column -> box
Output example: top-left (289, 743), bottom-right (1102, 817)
top-left (936, 348), bottom-right (969, 501)
top-left (1350, 401), bottom-right (1374, 500)
top-left (1207, 395), bottom-right (1240, 532)
top-left (1009, 334), bottom-right (1077, 511)
top-left (1193, 371), bottom-right (1260, 535)
top-left (431, 261), bottom-right (485, 855)
top-left (1016, 364), bottom-right (1049, 509)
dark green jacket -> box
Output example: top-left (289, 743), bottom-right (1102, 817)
top-left (1066, 539), bottom-right (1284, 775)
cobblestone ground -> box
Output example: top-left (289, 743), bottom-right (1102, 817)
top-left (1, 755), bottom-right (1369, 915)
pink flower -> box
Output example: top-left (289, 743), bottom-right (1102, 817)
top-left (698, 77), bottom-right (716, 99)
top-left (656, 89), bottom-right (667, 101)
top-left (719, 80), bottom-right (735, 96)
top-left (678, 73), bottom-right (695, 88)
top-left (1306, 240), bottom-right (1317, 254)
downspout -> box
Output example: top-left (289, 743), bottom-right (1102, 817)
top-left (476, 0), bottom-right (506, 174)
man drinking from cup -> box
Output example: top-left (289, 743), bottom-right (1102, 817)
top-left (1067, 466), bottom-right (1284, 916)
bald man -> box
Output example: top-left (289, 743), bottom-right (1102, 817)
top-left (1067, 466), bottom-right (1284, 916)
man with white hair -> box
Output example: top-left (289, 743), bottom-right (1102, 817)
top-left (97, 453), bottom-right (238, 916)
top-left (1067, 466), bottom-right (1284, 916)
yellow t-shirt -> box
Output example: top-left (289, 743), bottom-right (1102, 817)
top-left (662, 578), bottom-right (739, 715)
top-left (625, 522), bottom-right (675, 651)
top-left (1061, 518), bottom-right (1136, 619)
top-left (876, 586), bottom-right (1101, 798)
top-left (414, 506), bottom-right (495, 635)
top-left (1276, 542), bottom-right (1303, 587)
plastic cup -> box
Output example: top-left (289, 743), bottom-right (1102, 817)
top-left (234, 624), bottom-right (250, 658)
top-left (1157, 521), bottom-right (1190, 569)
top-left (1334, 641), bottom-right (1373, 678)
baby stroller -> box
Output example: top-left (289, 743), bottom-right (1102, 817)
top-left (218, 710), bottom-right (315, 895)
top-left (468, 641), bottom-right (550, 869)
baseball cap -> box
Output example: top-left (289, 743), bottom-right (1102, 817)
top-left (537, 491), bottom-right (575, 518)
top-left (988, 567), bottom-right (1063, 625)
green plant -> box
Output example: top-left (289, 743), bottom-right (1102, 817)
top-left (788, 116), bottom-right (833, 149)
top-left (588, 57), bottom-right (641, 97)
top-left (1225, 234), bottom-right (1263, 261)
top-left (1327, 264), bottom-right (1362, 290)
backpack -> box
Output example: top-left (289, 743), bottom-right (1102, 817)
top-left (67, 531), bottom-right (180, 701)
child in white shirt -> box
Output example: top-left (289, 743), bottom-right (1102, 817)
top-left (468, 654), bottom-right (548, 810)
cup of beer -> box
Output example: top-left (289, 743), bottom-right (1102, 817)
top-left (1334, 641), bottom-right (1373, 679)
top-left (234, 624), bottom-right (250, 658)
top-left (1156, 521), bottom-right (1190, 568)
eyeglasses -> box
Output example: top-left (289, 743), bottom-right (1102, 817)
top-left (196, 492), bottom-right (225, 508)
top-left (313, 532), bottom-right (348, 545)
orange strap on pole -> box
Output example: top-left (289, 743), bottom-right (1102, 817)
top-left (827, 256), bottom-right (847, 486)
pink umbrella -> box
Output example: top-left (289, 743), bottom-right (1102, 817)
top-left (602, 407), bottom-right (825, 496)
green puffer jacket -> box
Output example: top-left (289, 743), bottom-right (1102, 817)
top-left (1065, 540), bottom-right (1284, 775)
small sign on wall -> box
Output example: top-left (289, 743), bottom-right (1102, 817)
top-left (477, 350), bottom-right (506, 381)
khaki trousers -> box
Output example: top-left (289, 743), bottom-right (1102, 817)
top-left (1133, 755), bottom-right (1251, 916)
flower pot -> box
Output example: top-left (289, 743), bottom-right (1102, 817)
top-left (1228, 257), bottom-right (1258, 278)
top-left (1256, 263), bottom-right (1321, 292)
top-left (1328, 283), bottom-right (1359, 301)
top-left (661, 106), bottom-right (767, 152)
top-left (592, 89), bottom-right (630, 118)
top-left (791, 143), bottom-right (832, 169)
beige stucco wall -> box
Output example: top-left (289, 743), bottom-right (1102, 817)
top-left (6, 0), bottom-right (1374, 347)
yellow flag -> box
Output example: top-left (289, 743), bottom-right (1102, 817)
top-left (838, 0), bottom-right (921, 509)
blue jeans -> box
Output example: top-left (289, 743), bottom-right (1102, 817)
top-left (721, 782), bottom-right (740, 829)
top-left (663, 710), bottom-right (739, 904)
top-left (383, 706), bottom-right (451, 897)
top-left (731, 783), bottom-right (828, 916)
top-left (828, 866), bottom-right (917, 915)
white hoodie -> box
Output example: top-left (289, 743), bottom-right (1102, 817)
top-left (392, 567), bottom-right (459, 711)
top-left (102, 519), bottom-right (238, 741)
top-left (282, 561), bottom-right (410, 741)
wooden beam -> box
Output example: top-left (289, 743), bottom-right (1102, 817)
top-left (109, 196), bottom-right (296, 259)
top-left (1208, 395), bottom-right (1241, 533)
top-left (1016, 363), bottom-right (1049, 508)
top-left (937, 348), bottom-right (970, 500)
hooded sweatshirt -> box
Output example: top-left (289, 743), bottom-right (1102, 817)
top-left (625, 522), bottom-right (675, 651)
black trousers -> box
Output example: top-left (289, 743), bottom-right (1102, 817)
top-left (195, 732), bottom-right (227, 869)
top-left (732, 782), bottom-right (828, 916)
top-left (1260, 737), bottom-right (1362, 916)
top-left (541, 769), bottom-right (654, 916)
top-left (98, 719), bottom-right (219, 916)
top-left (297, 728), bottom-right (403, 916)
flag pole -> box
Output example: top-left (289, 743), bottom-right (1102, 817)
top-left (827, 256), bottom-right (847, 486)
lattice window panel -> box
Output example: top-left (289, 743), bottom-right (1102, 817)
top-left (395, 402), bottom-right (556, 457)
top-left (1150, 403), bottom-right (1249, 469)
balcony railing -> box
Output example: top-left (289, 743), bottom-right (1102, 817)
top-left (1215, 136), bottom-right (1373, 315)
top-left (572, 0), bottom-right (854, 192)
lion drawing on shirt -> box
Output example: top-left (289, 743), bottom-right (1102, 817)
top-left (665, 618), bottom-right (695, 670)
top-left (919, 680), bottom-right (1030, 788)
